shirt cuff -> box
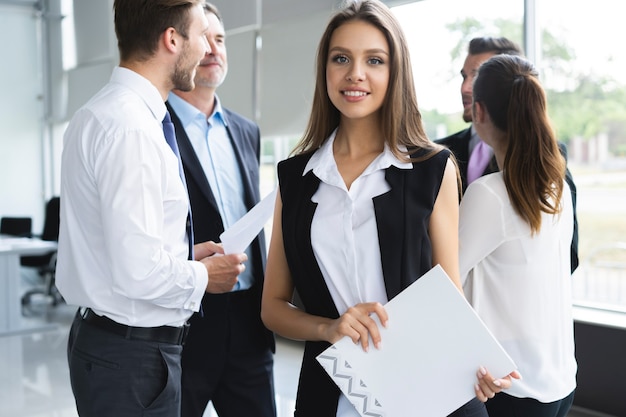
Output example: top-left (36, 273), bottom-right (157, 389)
top-left (185, 260), bottom-right (208, 312)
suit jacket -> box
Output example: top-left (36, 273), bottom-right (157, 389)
top-left (166, 102), bottom-right (275, 352)
top-left (436, 126), bottom-right (579, 272)
top-left (435, 127), bottom-right (497, 193)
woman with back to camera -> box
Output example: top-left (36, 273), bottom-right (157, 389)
top-left (261, 0), bottom-right (516, 416)
top-left (460, 54), bottom-right (577, 416)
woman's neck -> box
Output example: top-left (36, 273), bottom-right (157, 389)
top-left (490, 136), bottom-right (508, 171)
top-left (334, 118), bottom-right (384, 158)
top-left (333, 119), bottom-right (385, 190)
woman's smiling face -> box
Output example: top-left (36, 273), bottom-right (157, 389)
top-left (326, 19), bottom-right (390, 122)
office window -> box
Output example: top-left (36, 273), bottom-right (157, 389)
top-left (395, 0), bottom-right (626, 312)
top-left (392, 0), bottom-right (524, 139)
top-left (256, 0), bottom-right (525, 159)
top-left (539, 0), bottom-right (626, 312)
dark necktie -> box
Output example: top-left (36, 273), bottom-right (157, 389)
top-left (162, 111), bottom-right (195, 261)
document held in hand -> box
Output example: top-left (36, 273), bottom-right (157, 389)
top-left (219, 188), bottom-right (277, 255)
top-left (316, 264), bottom-right (517, 417)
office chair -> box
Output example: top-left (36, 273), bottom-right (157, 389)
top-left (0, 217), bottom-right (32, 237)
top-left (20, 197), bottom-right (62, 314)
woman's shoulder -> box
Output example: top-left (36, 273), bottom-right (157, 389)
top-left (277, 152), bottom-right (315, 176)
top-left (470, 172), bottom-right (505, 190)
top-left (463, 172), bottom-right (507, 206)
top-left (407, 145), bottom-right (451, 163)
top-left (402, 146), bottom-right (452, 179)
top-left (277, 152), bottom-right (319, 195)
top-left (385, 147), bottom-right (453, 201)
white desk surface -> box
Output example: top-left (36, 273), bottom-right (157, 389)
top-left (0, 235), bottom-right (57, 253)
top-left (0, 236), bottom-right (58, 336)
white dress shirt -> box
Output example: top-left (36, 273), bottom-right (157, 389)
top-left (459, 172), bottom-right (577, 402)
top-left (56, 66), bottom-right (207, 328)
top-left (305, 130), bottom-right (412, 417)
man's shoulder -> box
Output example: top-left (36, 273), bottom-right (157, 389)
top-left (77, 83), bottom-right (151, 130)
top-left (222, 107), bottom-right (258, 130)
top-left (434, 126), bottom-right (471, 146)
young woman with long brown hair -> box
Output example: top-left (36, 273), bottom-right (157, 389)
top-left (460, 54), bottom-right (576, 417)
top-left (261, 0), bottom-right (514, 415)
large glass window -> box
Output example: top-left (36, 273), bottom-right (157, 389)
top-left (392, 0), bottom-right (524, 139)
top-left (393, 0), bottom-right (626, 312)
top-left (539, 0), bottom-right (626, 312)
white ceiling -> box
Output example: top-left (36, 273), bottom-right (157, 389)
top-left (213, 0), bottom-right (417, 32)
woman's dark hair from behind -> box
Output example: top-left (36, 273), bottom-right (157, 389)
top-left (473, 54), bottom-right (566, 234)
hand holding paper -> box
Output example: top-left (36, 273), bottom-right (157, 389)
top-left (475, 366), bottom-right (522, 402)
top-left (327, 301), bottom-right (389, 353)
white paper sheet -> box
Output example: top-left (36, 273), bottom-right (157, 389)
top-left (219, 188), bottom-right (277, 255)
top-left (316, 264), bottom-right (516, 417)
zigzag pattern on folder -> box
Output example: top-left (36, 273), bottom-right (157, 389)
top-left (317, 345), bottom-right (386, 417)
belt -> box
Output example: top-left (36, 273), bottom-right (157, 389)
top-left (82, 308), bottom-right (189, 345)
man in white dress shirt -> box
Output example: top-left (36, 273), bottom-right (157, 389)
top-left (56, 1), bottom-right (246, 416)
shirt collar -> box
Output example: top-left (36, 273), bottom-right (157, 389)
top-left (304, 129), bottom-right (412, 182)
top-left (209, 96), bottom-right (226, 127)
top-left (111, 66), bottom-right (166, 122)
top-left (166, 92), bottom-right (226, 128)
top-left (167, 92), bottom-right (201, 127)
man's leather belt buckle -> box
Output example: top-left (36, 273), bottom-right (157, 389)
top-left (83, 308), bottom-right (189, 345)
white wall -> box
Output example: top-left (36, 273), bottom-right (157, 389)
top-left (0, 5), bottom-right (47, 232)
top-left (216, 10), bottom-right (327, 138)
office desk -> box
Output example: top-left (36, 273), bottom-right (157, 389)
top-left (0, 236), bottom-right (57, 336)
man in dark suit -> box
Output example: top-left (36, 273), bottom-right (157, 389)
top-left (166, 3), bottom-right (276, 417)
top-left (436, 37), bottom-right (523, 193)
top-left (436, 36), bottom-right (579, 272)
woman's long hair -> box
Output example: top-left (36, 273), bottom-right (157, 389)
top-left (473, 54), bottom-right (566, 234)
top-left (292, 0), bottom-right (440, 162)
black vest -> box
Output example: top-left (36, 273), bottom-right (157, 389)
top-left (277, 148), bottom-right (450, 416)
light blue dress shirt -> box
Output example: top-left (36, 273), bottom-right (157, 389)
top-left (168, 93), bottom-right (254, 290)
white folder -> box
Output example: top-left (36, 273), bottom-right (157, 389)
top-left (317, 264), bottom-right (516, 417)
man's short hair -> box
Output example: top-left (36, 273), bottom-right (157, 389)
top-left (114, 0), bottom-right (203, 62)
top-left (468, 36), bottom-right (523, 57)
top-left (202, 2), bottom-right (223, 23)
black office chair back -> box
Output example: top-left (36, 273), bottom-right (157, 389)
top-left (20, 197), bottom-right (64, 312)
top-left (21, 197), bottom-right (59, 267)
top-left (40, 197), bottom-right (60, 242)
top-left (0, 217), bottom-right (32, 237)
